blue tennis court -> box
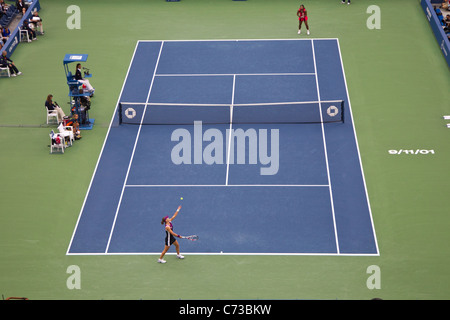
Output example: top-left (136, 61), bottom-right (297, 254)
top-left (67, 39), bottom-right (378, 256)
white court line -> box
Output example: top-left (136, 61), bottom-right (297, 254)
top-left (311, 39), bottom-right (340, 255)
top-left (137, 38), bottom-right (340, 43)
top-left (66, 252), bottom-right (379, 257)
top-left (66, 41), bottom-right (142, 255)
top-left (68, 39), bottom-right (377, 257)
top-left (225, 75), bottom-right (236, 186)
top-left (336, 39), bottom-right (379, 255)
top-left (105, 41), bottom-right (165, 254)
top-left (155, 73), bottom-right (316, 77)
top-left (125, 184), bottom-right (330, 187)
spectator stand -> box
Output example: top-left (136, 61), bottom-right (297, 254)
top-left (421, 0), bottom-right (450, 68)
top-left (0, 0), bottom-right (40, 58)
top-left (0, 4), bottom-right (18, 30)
top-left (63, 54), bottom-right (95, 130)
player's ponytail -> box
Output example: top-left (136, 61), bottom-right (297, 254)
top-left (161, 215), bottom-right (169, 225)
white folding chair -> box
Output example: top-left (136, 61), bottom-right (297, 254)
top-left (19, 28), bottom-right (30, 43)
top-left (49, 133), bottom-right (64, 154)
top-left (57, 123), bottom-right (74, 147)
top-left (0, 66), bottom-right (11, 78)
top-left (46, 107), bottom-right (58, 124)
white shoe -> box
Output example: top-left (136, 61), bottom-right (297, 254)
top-left (298, 29), bottom-right (301, 34)
top-left (307, 30), bottom-right (310, 35)
top-left (17, 72), bottom-right (22, 76)
top-left (157, 259), bottom-right (166, 264)
top-left (11, 74), bottom-right (16, 77)
top-left (177, 254), bottom-right (185, 259)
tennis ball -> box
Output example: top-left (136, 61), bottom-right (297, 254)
top-left (180, 197), bottom-right (183, 200)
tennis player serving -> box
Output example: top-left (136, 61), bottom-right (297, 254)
top-left (297, 4), bottom-right (310, 35)
top-left (158, 205), bottom-right (184, 264)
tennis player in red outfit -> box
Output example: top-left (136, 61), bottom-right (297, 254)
top-left (297, 4), bottom-right (310, 35)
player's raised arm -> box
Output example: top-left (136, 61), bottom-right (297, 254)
top-left (170, 205), bottom-right (182, 221)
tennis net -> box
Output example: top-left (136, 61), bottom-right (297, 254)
top-left (118, 100), bottom-right (345, 125)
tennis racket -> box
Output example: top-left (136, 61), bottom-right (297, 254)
top-left (180, 235), bottom-right (199, 241)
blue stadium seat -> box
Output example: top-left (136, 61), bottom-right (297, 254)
top-left (0, 16), bottom-right (8, 28)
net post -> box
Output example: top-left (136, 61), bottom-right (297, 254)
top-left (118, 103), bottom-right (123, 125)
top-left (341, 100), bottom-right (345, 123)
